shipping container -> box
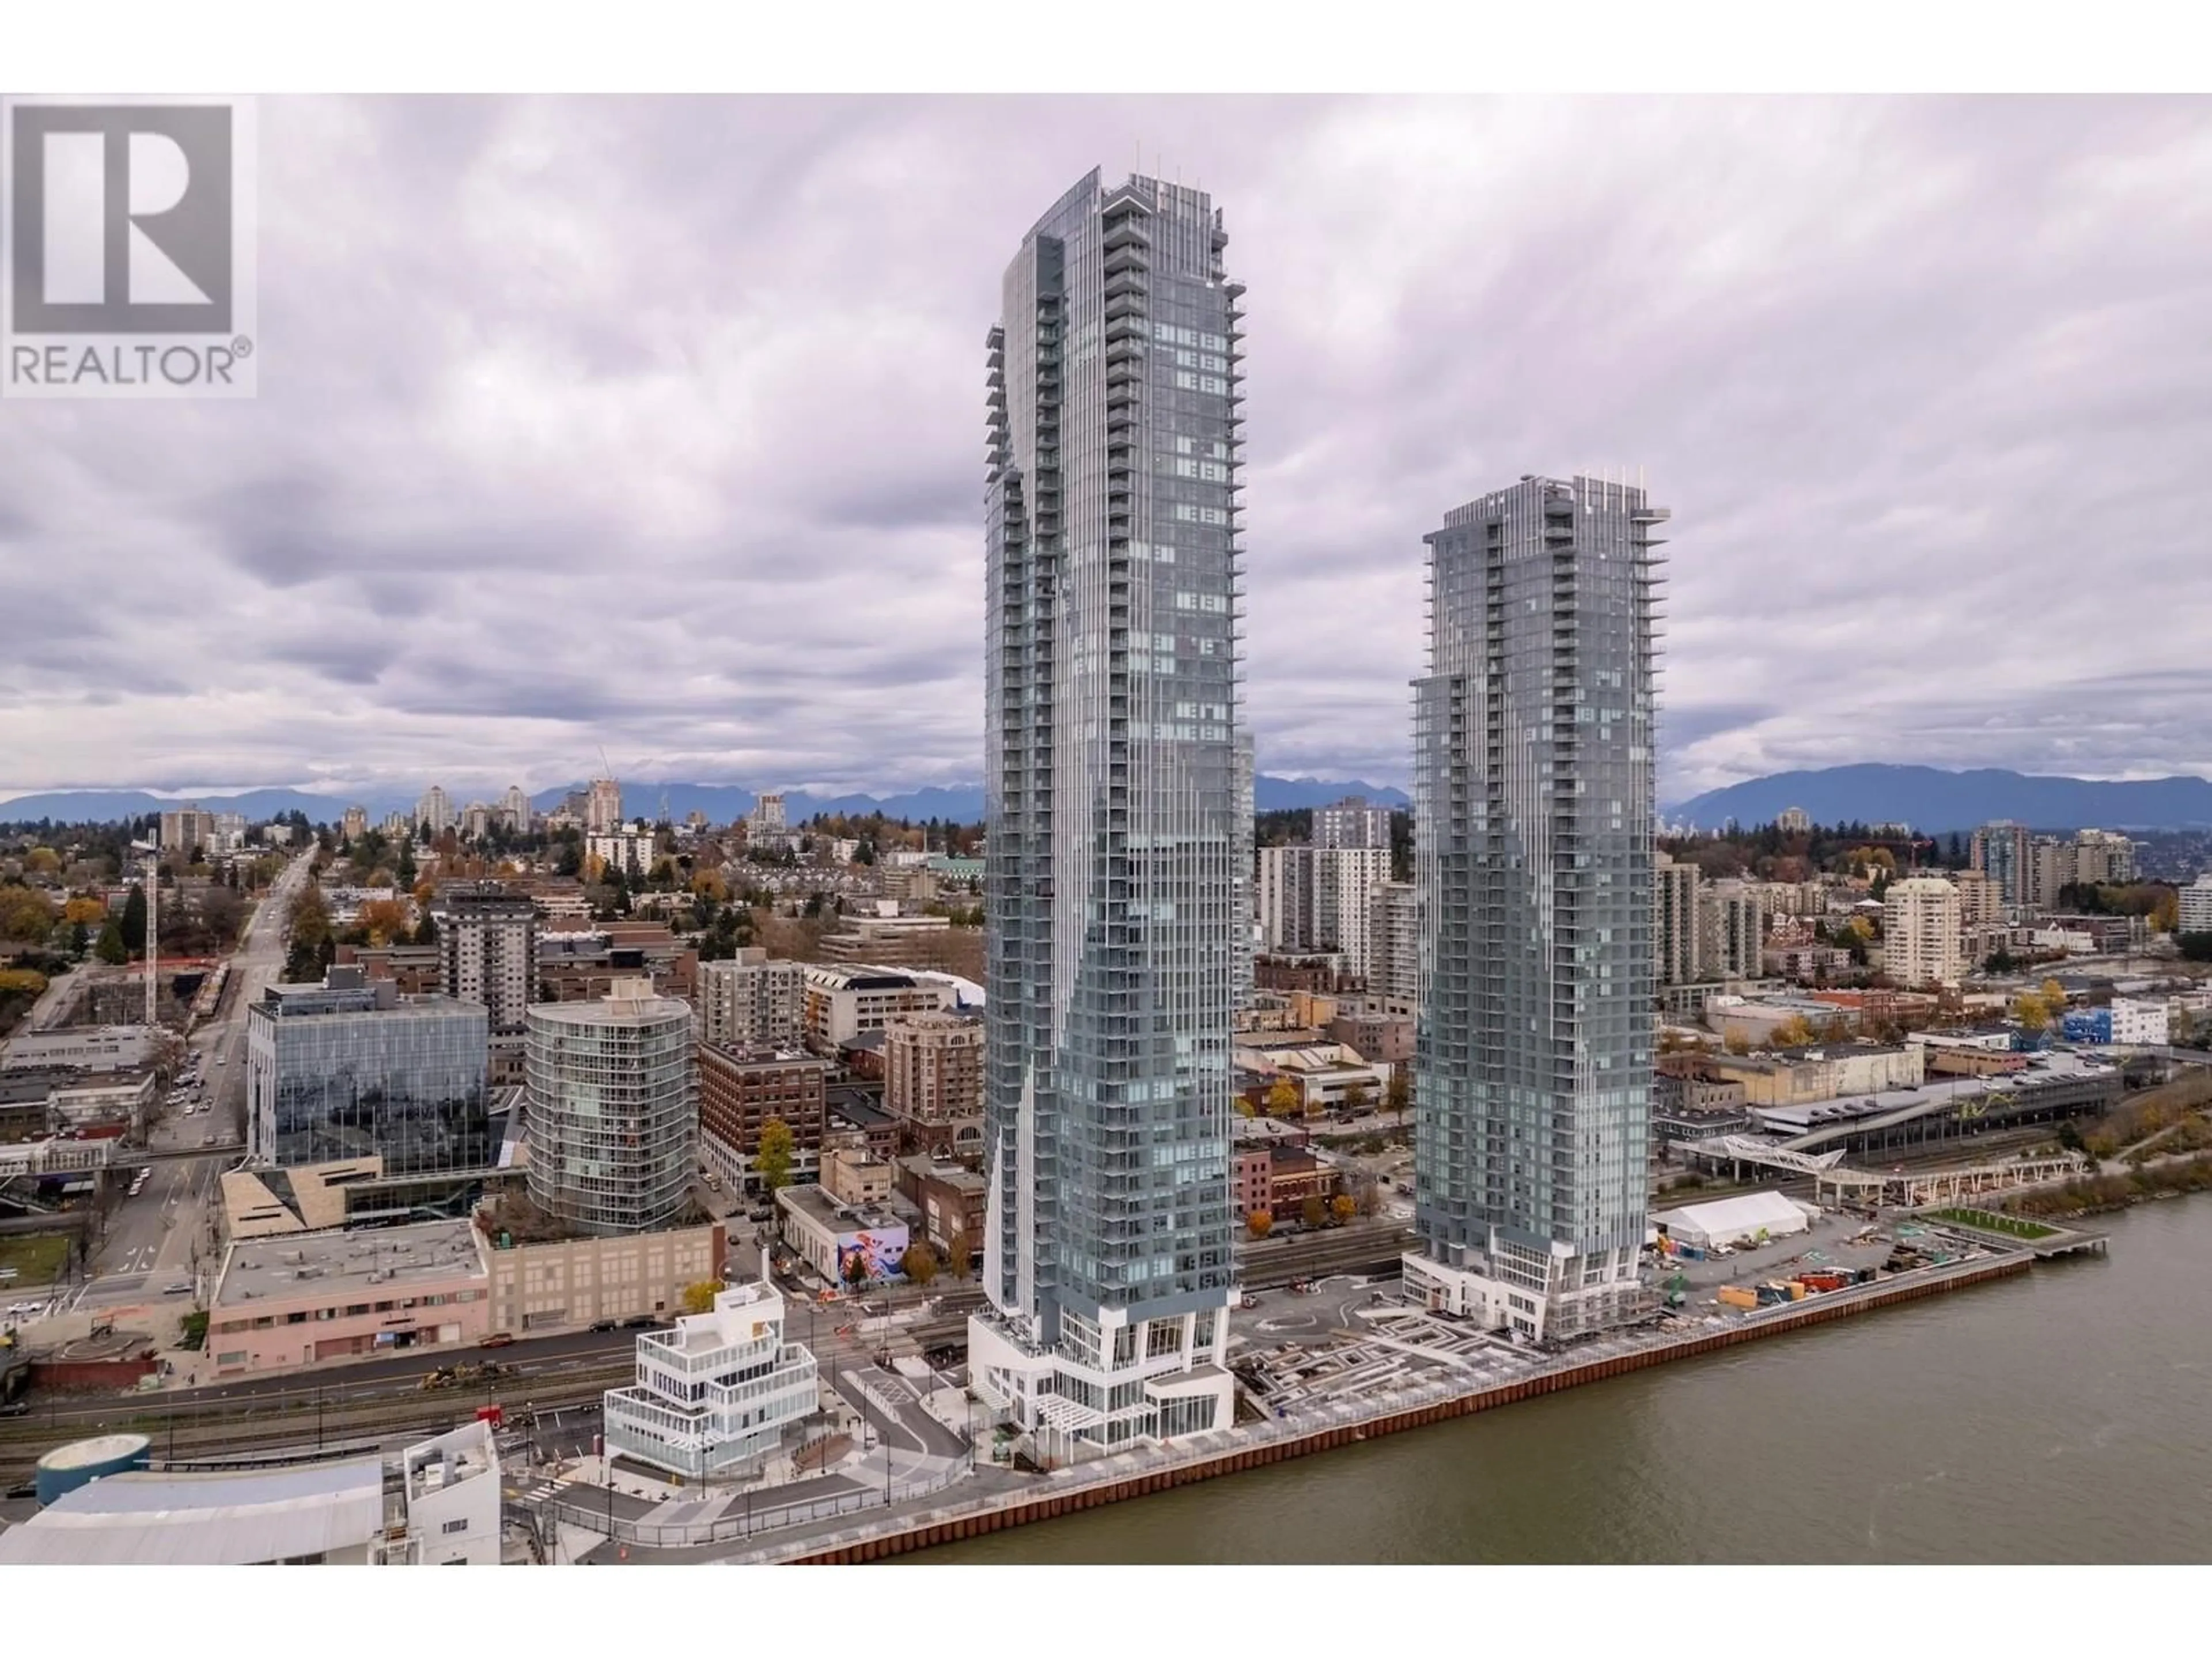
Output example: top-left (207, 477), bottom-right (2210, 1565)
top-left (1717, 1286), bottom-right (1760, 1309)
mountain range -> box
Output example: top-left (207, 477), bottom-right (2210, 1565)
top-left (0, 776), bottom-right (1411, 828)
top-left (1667, 765), bottom-right (2212, 834)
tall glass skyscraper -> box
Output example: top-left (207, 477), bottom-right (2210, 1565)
top-left (968, 168), bottom-right (1244, 1455)
top-left (1404, 475), bottom-right (1668, 1342)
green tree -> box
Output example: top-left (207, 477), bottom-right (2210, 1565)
top-left (1339, 1080), bottom-right (1372, 1117)
top-left (754, 1117), bottom-right (796, 1194)
top-left (94, 919), bottom-right (128, 964)
top-left (1300, 1194), bottom-right (1327, 1229)
top-left (899, 1241), bottom-right (940, 1289)
top-left (120, 884), bottom-right (149, 955)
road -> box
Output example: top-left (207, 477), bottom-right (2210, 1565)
top-left (75, 851), bottom-right (313, 1309)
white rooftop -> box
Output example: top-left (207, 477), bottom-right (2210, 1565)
top-left (0, 1458), bottom-right (385, 1566)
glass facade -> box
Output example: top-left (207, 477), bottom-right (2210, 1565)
top-left (1411, 475), bottom-right (1668, 1335)
top-left (601, 1283), bottom-right (818, 1479)
top-left (245, 987), bottom-right (490, 1174)
top-left (980, 169), bottom-right (1242, 1400)
top-left (524, 987), bottom-right (695, 1236)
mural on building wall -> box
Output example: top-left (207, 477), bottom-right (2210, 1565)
top-left (835, 1225), bottom-right (910, 1282)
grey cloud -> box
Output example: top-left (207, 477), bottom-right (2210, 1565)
top-left (3, 94), bottom-right (2209, 807)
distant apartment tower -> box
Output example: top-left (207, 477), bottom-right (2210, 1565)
top-left (971, 167), bottom-right (1243, 1453)
top-left (2071, 828), bottom-right (2137, 887)
top-left (460, 802), bottom-right (493, 841)
top-left (585, 777), bottom-right (623, 835)
top-left (341, 805), bottom-right (369, 843)
top-left (1697, 880), bottom-right (1763, 981)
top-left (1313, 794), bottom-right (1391, 851)
top-left (1367, 881), bottom-right (1421, 1010)
top-left (1256, 843), bottom-right (1391, 980)
top-left (695, 949), bottom-right (806, 1050)
top-left (498, 785), bottom-right (531, 832)
top-left (1953, 868), bottom-right (2002, 927)
top-left (1775, 805), bottom-right (1810, 836)
top-left (1883, 877), bottom-right (1963, 988)
top-left (525, 980), bottom-right (694, 1235)
top-left (1654, 850), bottom-right (1701, 986)
top-left (748, 792), bottom-right (787, 839)
top-left (2180, 873), bottom-right (2212, 935)
top-left (1406, 474), bottom-right (1665, 1342)
top-left (416, 786), bottom-right (454, 838)
top-left (883, 1011), bottom-right (985, 1160)
top-left (1971, 820), bottom-right (2030, 907)
top-left (159, 804), bottom-right (216, 856)
top-left (431, 884), bottom-right (539, 1089)
top-left (244, 968), bottom-right (490, 1173)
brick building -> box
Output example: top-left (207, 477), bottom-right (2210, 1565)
top-left (696, 1044), bottom-right (828, 1189)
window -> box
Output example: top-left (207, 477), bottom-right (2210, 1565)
top-left (442, 1518), bottom-right (469, 1534)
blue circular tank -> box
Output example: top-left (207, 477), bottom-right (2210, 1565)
top-left (35, 1433), bottom-right (151, 1506)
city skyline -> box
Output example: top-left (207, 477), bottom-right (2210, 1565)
top-left (5, 97), bottom-right (2209, 805)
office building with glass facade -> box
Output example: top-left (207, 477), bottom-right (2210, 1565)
top-left (968, 168), bottom-right (1243, 1456)
top-left (524, 980), bottom-right (694, 1236)
top-left (244, 969), bottom-right (490, 1175)
top-left (1405, 475), bottom-right (1667, 1342)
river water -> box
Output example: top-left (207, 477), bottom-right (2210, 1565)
top-left (914, 1199), bottom-right (2212, 1564)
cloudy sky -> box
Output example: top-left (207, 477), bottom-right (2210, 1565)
top-left (4, 94), bottom-right (2208, 808)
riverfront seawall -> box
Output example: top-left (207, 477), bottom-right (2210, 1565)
top-left (785, 1253), bottom-right (2032, 1565)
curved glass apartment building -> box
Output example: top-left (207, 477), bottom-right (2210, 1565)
top-left (969, 168), bottom-right (1244, 1456)
top-left (524, 980), bottom-right (694, 1236)
top-left (1406, 475), bottom-right (1668, 1342)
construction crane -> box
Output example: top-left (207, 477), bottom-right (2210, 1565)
top-left (128, 838), bottom-right (159, 1025)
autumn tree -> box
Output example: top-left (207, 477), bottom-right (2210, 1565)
top-left (1385, 1066), bottom-right (1411, 1117)
top-left (2012, 990), bottom-right (2052, 1034)
top-left (1264, 1076), bottom-right (1302, 1119)
top-left (680, 1279), bottom-right (722, 1315)
top-left (1771, 1016), bottom-right (1814, 1048)
top-left (1723, 1031), bottom-right (1752, 1056)
top-left (754, 1116), bottom-right (796, 1194)
top-left (942, 1226), bottom-right (972, 1278)
top-left (1300, 1194), bottom-right (1327, 1230)
top-left (355, 897), bottom-right (412, 947)
top-left (1340, 1080), bottom-right (1372, 1117)
top-left (23, 847), bottom-right (61, 878)
top-left (899, 1241), bottom-right (940, 1289)
top-left (1246, 1209), bottom-right (1274, 1240)
top-left (0, 887), bottom-right (56, 942)
top-left (1330, 1194), bottom-right (1356, 1225)
top-left (62, 896), bottom-right (107, 926)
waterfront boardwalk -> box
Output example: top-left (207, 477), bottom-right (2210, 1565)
top-left (635, 1247), bottom-right (2038, 1566)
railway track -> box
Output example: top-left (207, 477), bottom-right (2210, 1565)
top-left (0, 1362), bottom-right (634, 1479)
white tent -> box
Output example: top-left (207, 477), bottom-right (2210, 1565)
top-left (1653, 1190), bottom-right (1813, 1251)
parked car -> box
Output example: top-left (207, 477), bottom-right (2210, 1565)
top-left (588, 1319), bottom-right (618, 1334)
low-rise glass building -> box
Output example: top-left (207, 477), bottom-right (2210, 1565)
top-left (244, 969), bottom-right (490, 1174)
top-left (601, 1279), bottom-right (819, 1480)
